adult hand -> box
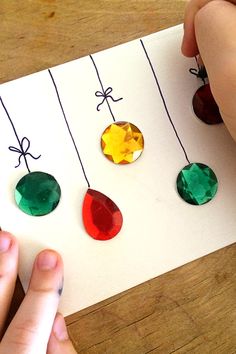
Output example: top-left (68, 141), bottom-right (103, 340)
top-left (0, 231), bottom-right (76, 354)
top-left (182, 0), bottom-right (236, 141)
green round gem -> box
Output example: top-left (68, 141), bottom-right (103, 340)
top-left (176, 163), bottom-right (218, 205)
top-left (15, 171), bottom-right (61, 216)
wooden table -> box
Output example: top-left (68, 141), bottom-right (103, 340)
top-left (1, 1), bottom-right (236, 353)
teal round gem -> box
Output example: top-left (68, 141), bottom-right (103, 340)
top-left (15, 171), bottom-right (61, 216)
top-left (176, 163), bottom-right (218, 205)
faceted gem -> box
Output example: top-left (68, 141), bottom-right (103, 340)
top-left (15, 171), bottom-right (61, 216)
top-left (101, 121), bottom-right (144, 164)
top-left (176, 163), bottom-right (218, 205)
top-left (82, 189), bottom-right (123, 240)
top-left (192, 84), bottom-right (223, 124)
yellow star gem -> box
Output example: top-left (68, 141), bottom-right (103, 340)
top-left (101, 121), bottom-right (144, 164)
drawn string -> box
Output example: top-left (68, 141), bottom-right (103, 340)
top-left (140, 39), bottom-right (191, 165)
top-left (0, 96), bottom-right (40, 173)
top-left (48, 69), bottom-right (90, 188)
top-left (95, 87), bottom-right (123, 112)
top-left (189, 56), bottom-right (207, 85)
top-left (9, 136), bottom-right (41, 168)
top-left (90, 55), bottom-right (123, 122)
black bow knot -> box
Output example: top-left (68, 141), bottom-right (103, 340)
top-left (95, 87), bottom-right (123, 111)
top-left (9, 137), bottom-right (41, 168)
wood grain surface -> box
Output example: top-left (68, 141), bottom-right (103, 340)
top-left (1, 1), bottom-right (236, 353)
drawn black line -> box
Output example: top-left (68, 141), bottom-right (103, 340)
top-left (140, 39), bottom-right (190, 164)
top-left (90, 55), bottom-right (123, 122)
top-left (0, 96), bottom-right (41, 173)
top-left (48, 69), bottom-right (90, 188)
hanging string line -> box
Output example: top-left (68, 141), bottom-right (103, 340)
top-left (48, 69), bottom-right (90, 188)
top-left (140, 39), bottom-right (190, 165)
top-left (0, 96), bottom-right (41, 173)
top-left (89, 55), bottom-right (123, 122)
top-left (189, 56), bottom-right (207, 85)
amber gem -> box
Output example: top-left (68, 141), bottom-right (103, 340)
top-left (101, 121), bottom-right (144, 164)
top-left (82, 189), bottom-right (123, 241)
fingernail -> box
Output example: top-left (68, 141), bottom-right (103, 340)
top-left (37, 250), bottom-right (58, 270)
top-left (53, 313), bottom-right (69, 341)
top-left (0, 232), bottom-right (12, 253)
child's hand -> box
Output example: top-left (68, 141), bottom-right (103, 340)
top-left (182, 0), bottom-right (236, 141)
top-left (0, 231), bottom-right (76, 354)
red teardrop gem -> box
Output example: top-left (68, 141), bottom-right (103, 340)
top-left (82, 189), bottom-right (123, 241)
top-left (192, 84), bottom-right (223, 124)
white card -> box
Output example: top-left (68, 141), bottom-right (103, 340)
top-left (1, 24), bottom-right (235, 316)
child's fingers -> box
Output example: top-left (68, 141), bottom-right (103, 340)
top-left (195, 0), bottom-right (236, 140)
top-left (0, 250), bottom-right (63, 353)
top-left (182, 0), bottom-right (236, 57)
top-left (182, 0), bottom-right (211, 57)
top-left (0, 231), bottom-right (19, 338)
top-left (47, 313), bottom-right (77, 354)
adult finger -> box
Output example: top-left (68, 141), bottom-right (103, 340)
top-left (0, 231), bottom-right (18, 338)
top-left (47, 313), bottom-right (77, 354)
top-left (0, 249), bottom-right (63, 354)
top-left (194, 0), bottom-right (236, 140)
top-left (181, 0), bottom-right (236, 57)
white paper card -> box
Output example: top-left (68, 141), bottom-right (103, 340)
top-left (1, 24), bottom-right (236, 316)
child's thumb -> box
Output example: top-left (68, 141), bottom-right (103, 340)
top-left (47, 313), bottom-right (77, 354)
